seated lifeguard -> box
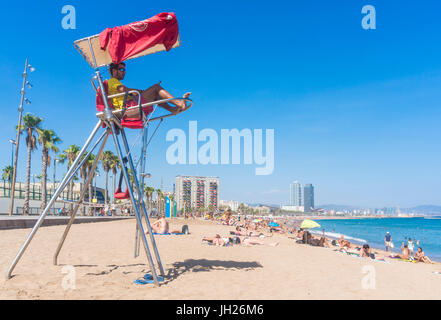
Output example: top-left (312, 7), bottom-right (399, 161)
top-left (108, 62), bottom-right (191, 118)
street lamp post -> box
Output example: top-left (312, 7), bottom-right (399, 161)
top-left (9, 140), bottom-right (16, 170)
top-left (94, 172), bottom-right (100, 200)
top-left (9, 58), bottom-right (35, 216)
top-left (53, 158), bottom-right (59, 194)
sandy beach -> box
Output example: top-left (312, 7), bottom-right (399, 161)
top-left (1, 217), bottom-right (441, 300)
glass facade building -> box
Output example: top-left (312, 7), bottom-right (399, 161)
top-left (303, 184), bottom-right (314, 212)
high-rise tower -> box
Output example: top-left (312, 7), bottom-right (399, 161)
top-left (303, 184), bottom-right (314, 212)
top-left (289, 181), bottom-right (302, 206)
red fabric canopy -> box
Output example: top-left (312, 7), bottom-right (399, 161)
top-left (99, 12), bottom-right (179, 64)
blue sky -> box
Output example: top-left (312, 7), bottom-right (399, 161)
top-left (1, 0), bottom-right (441, 208)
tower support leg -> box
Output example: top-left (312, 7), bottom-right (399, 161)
top-left (53, 130), bottom-right (110, 265)
top-left (6, 120), bottom-right (102, 279)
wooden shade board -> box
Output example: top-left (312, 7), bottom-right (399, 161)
top-left (74, 34), bottom-right (181, 68)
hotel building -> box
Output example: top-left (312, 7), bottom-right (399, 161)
top-left (289, 180), bottom-right (302, 206)
top-left (303, 184), bottom-right (315, 212)
top-left (175, 176), bottom-right (219, 211)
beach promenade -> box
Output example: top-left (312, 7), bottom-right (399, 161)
top-left (1, 218), bottom-right (441, 300)
top-left (0, 215), bottom-right (131, 230)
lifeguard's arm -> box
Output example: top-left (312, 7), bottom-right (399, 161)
top-left (115, 84), bottom-right (139, 94)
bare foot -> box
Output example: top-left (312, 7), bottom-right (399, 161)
top-left (183, 92), bottom-right (191, 99)
top-left (178, 92), bottom-right (191, 110)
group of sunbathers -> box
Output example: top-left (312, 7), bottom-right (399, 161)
top-left (205, 214), bottom-right (437, 265)
top-left (389, 242), bottom-right (434, 263)
top-left (202, 234), bottom-right (279, 247)
top-left (330, 236), bottom-right (434, 263)
top-left (202, 220), bottom-right (280, 247)
top-left (290, 228), bottom-right (331, 248)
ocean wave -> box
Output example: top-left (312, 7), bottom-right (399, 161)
top-left (309, 230), bottom-right (367, 243)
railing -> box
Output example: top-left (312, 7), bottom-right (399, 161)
top-left (0, 180), bottom-right (79, 202)
top-left (14, 207), bottom-right (60, 216)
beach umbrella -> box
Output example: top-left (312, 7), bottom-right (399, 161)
top-left (268, 222), bottom-right (279, 227)
top-left (300, 219), bottom-right (320, 229)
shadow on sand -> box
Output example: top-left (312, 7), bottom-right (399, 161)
top-left (164, 259), bottom-right (262, 284)
top-left (67, 260), bottom-right (261, 283)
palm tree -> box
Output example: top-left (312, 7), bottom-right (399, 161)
top-left (79, 153), bottom-right (89, 216)
top-left (100, 150), bottom-right (114, 206)
top-left (86, 154), bottom-right (97, 216)
top-left (144, 185), bottom-right (154, 210)
top-left (37, 128), bottom-right (61, 212)
top-left (169, 194), bottom-right (175, 217)
top-left (109, 154), bottom-right (120, 204)
top-left (18, 113), bottom-right (42, 215)
top-left (2, 166), bottom-right (13, 198)
top-left (2, 165), bottom-right (13, 184)
top-left (59, 144), bottom-right (80, 215)
top-left (155, 188), bottom-right (165, 216)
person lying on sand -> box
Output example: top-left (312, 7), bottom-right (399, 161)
top-left (238, 236), bottom-right (279, 247)
top-left (234, 226), bottom-right (270, 238)
top-left (269, 226), bottom-right (285, 234)
top-left (150, 216), bottom-right (169, 234)
top-left (148, 216), bottom-right (182, 234)
top-left (360, 244), bottom-right (375, 259)
top-left (310, 236), bottom-right (331, 248)
top-left (414, 247), bottom-right (434, 264)
top-left (338, 235), bottom-right (351, 249)
top-left (202, 235), bottom-right (232, 247)
top-left (247, 223), bottom-right (258, 231)
top-left (391, 243), bottom-right (410, 259)
top-left (323, 237), bottom-right (332, 248)
top-left (310, 236), bottom-right (323, 247)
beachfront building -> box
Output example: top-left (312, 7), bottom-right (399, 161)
top-left (289, 180), bottom-right (302, 206)
top-left (281, 205), bottom-right (304, 212)
top-left (175, 176), bottom-right (219, 211)
top-left (220, 200), bottom-right (239, 211)
top-left (303, 184), bottom-right (314, 212)
top-left (251, 204), bottom-right (271, 214)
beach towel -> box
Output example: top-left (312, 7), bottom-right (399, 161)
top-left (133, 273), bottom-right (164, 285)
top-left (347, 252), bottom-right (360, 257)
top-left (373, 259), bottom-right (391, 264)
top-left (398, 258), bottom-right (417, 263)
top-left (153, 232), bottom-right (184, 235)
top-left (201, 240), bottom-right (231, 247)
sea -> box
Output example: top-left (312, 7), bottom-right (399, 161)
top-left (304, 217), bottom-right (441, 262)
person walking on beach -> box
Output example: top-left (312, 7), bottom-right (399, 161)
top-left (384, 232), bottom-right (393, 252)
